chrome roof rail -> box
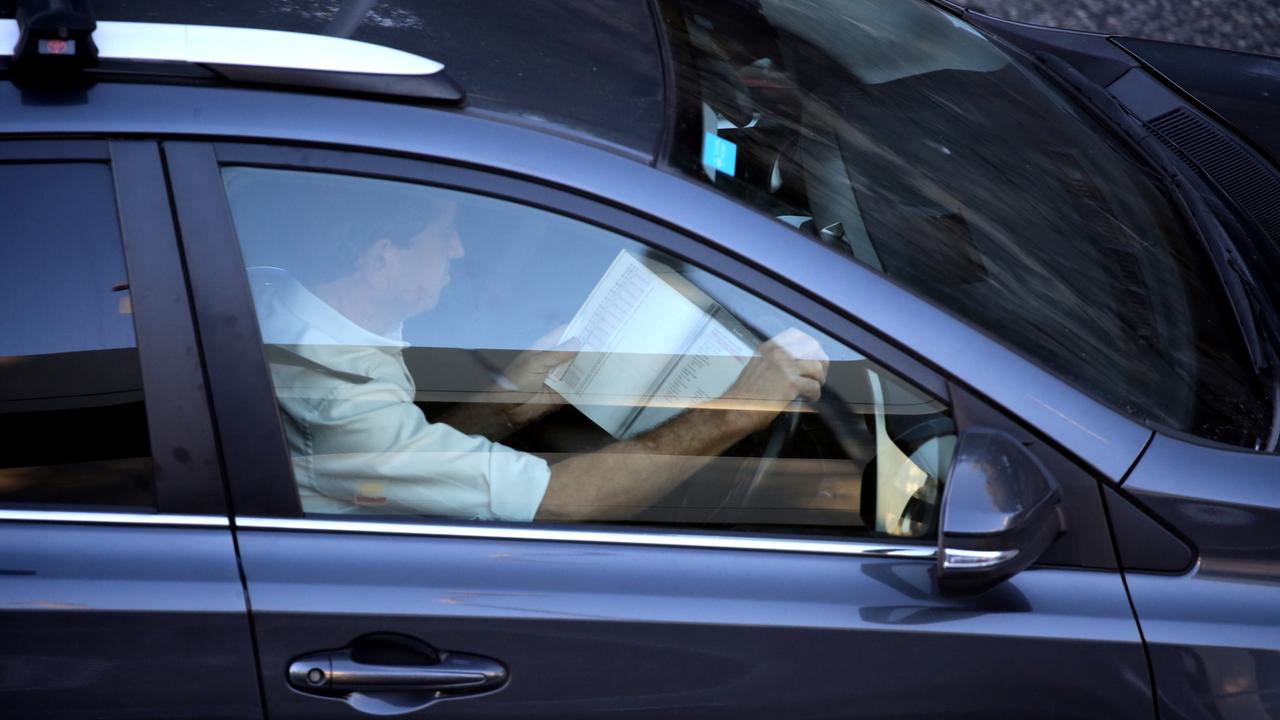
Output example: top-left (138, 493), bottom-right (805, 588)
top-left (1, 18), bottom-right (464, 104)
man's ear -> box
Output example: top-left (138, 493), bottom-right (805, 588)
top-left (356, 238), bottom-right (397, 287)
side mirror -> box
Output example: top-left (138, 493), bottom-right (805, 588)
top-left (936, 429), bottom-right (1065, 595)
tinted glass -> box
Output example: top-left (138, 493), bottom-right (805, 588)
top-left (78, 0), bottom-right (664, 153)
top-left (0, 163), bottom-right (153, 508)
top-left (660, 0), bottom-right (1271, 448)
top-left (227, 166), bottom-right (955, 538)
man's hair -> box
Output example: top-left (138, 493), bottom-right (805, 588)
top-left (226, 168), bottom-right (455, 285)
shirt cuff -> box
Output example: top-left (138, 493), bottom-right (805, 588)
top-left (486, 444), bottom-right (551, 522)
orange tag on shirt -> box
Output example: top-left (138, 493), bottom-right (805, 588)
top-left (354, 483), bottom-right (387, 506)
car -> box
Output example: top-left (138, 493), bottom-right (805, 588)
top-left (1, 0), bottom-right (1278, 718)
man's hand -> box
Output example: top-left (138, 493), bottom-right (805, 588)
top-left (722, 328), bottom-right (829, 434)
top-left (437, 327), bottom-right (577, 440)
top-left (502, 326), bottom-right (579, 393)
top-left (539, 328), bottom-right (830, 522)
top-left (500, 326), bottom-right (579, 427)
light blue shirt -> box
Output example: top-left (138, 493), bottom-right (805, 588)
top-left (248, 268), bottom-right (550, 521)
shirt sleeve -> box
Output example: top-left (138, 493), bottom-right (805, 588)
top-left (292, 372), bottom-right (550, 521)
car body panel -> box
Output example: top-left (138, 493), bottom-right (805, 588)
top-left (238, 527), bottom-right (1153, 719)
top-left (1121, 434), bottom-right (1280, 718)
top-left (1113, 37), bottom-right (1280, 169)
top-left (0, 521), bottom-right (263, 719)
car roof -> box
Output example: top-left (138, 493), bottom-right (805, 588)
top-left (3, 0), bottom-right (667, 155)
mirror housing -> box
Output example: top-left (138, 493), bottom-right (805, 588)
top-left (936, 429), bottom-right (1064, 595)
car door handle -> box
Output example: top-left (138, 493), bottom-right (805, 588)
top-left (288, 635), bottom-right (507, 697)
top-left (289, 653), bottom-right (505, 693)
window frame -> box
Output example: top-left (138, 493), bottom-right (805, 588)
top-left (166, 137), bottom-right (1121, 568)
top-left (0, 140), bottom-right (225, 515)
top-left (166, 139), bottom-right (954, 529)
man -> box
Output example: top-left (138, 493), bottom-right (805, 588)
top-left (235, 169), bottom-right (827, 523)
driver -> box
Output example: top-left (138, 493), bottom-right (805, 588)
top-left (245, 180), bottom-right (828, 523)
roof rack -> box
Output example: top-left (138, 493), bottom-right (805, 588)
top-left (1, 1), bottom-right (464, 104)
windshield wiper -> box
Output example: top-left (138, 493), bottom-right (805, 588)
top-left (1032, 53), bottom-right (1280, 450)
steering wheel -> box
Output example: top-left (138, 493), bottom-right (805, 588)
top-left (706, 387), bottom-right (957, 533)
top-left (709, 392), bottom-right (875, 520)
top-left (725, 404), bottom-right (803, 511)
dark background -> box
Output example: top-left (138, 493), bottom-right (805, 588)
top-left (965, 0), bottom-right (1279, 57)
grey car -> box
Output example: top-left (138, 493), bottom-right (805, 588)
top-left (1, 1), bottom-right (1278, 718)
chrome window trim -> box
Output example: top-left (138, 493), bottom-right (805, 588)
top-left (942, 547), bottom-right (1020, 570)
top-left (236, 516), bottom-right (939, 559)
top-left (0, 509), bottom-right (229, 527)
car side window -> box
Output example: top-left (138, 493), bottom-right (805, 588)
top-left (225, 166), bottom-right (955, 539)
top-left (0, 163), bottom-right (154, 509)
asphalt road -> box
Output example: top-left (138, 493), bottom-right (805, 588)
top-left (966, 0), bottom-right (1280, 57)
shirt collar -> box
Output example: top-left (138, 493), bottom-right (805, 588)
top-left (248, 267), bottom-right (408, 348)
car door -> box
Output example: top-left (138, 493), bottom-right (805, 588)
top-left (0, 141), bottom-right (262, 719)
top-left (166, 138), bottom-right (1155, 719)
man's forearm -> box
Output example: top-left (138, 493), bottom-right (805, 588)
top-left (435, 399), bottom-right (515, 441)
top-left (536, 406), bottom-right (764, 522)
top-left (436, 389), bottom-right (559, 442)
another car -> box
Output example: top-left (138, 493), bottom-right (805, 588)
top-left (1, 1), bottom-right (1278, 718)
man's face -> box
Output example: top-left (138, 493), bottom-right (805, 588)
top-left (383, 202), bottom-right (463, 318)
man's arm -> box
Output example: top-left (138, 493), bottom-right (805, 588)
top-left (437, 335), bottom-right (577, 442)
top-left (432, 393), bottom-right (539, 443)
top-left (537, 329), bottom-right (828, 521)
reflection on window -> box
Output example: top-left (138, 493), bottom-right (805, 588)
top-left (0, 164), bottom-right (152, 508)
top-left (661, 0), bottom-right (1270, 448)
top-left (227, 166), bottom-right (955, 538)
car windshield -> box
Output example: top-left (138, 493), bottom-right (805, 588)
top-left (659, 0), bottom-right (1273, 448)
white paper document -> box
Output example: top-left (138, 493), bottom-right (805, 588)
top-left (547, 250), bottom-right (758, 438)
